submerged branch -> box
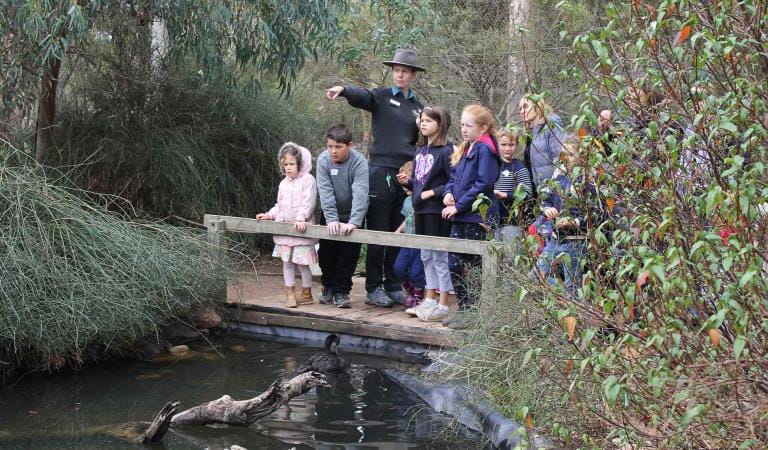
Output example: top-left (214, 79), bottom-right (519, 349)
top-left (135, 371), bottom-right (329, 443)
top-left (136, 401), bottom-right (181, 444)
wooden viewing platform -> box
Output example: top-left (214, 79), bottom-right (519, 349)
top-left (207, 214), bottom-right (501, 348)
top-left (224, 264), bottom-right (457, 347)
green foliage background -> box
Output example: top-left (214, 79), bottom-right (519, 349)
top-left (435, 1), bottom-right (768, 448)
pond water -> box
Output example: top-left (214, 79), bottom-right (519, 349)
top-left (0, 334), bottom-right (485, 449)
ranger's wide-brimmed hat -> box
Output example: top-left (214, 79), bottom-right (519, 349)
top-left (383, 49), bottom-right (426, 72)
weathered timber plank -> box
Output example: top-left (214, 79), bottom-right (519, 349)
top-left (331, 304), bottom-right (382, 319)
top-left (227, 299), bottom-right (415, 327)
top-left (204, 214), bottom-right (486, 255)
top-left (231, 301), bottom-right (363, 323)
top-left (230, 300), bottom-right (445, 331)
top-left (338, 306), bottom-right (408, 323)
top-left (228, 309), bottom-right (457, 348)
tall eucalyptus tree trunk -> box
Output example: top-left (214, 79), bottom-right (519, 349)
top-left (150, 16), bottom-right (169, 76)
top-left (507, 0), bottom-right (530, 124)
top-left (34, 56), bottom-right (62, 164)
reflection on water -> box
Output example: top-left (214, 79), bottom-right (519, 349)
top-left (0, 334), bottom-right (484, 449)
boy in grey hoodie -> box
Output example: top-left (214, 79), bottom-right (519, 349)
top-left (316, 124), bottom-right (370, 308)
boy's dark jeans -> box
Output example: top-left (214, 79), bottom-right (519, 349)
top-left (318, 212), bottom-right (361, 295)
top-left (365, 165), bottom-right (406, 293)
top-left (318, 239), bottom-right (361, 295)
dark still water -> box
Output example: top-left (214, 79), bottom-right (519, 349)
top-left (0, 334), bottom-right (485, 449)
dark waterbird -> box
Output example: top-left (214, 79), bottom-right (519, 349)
top-left (293, 334), bottom-right (348, 376)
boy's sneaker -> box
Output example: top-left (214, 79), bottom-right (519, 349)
top-left (334, 292), bottom-right (351, 309)
top-left (318, 286), bottom-right (333, 305)
top-left (417, 305), bottom-right (450, 322)
top-left (365, 287), bottom-right (394, 307)
top-left (385, 288), bottom-right (408, 305)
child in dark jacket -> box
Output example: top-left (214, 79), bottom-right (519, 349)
top-left (493, 127), bottom-right (534, 241)
top-left (441, 104), bottom-right (501, 314)
top-left (393, 161), bottom-right (426, 308)
top-left (397, 106), bottom-right (456, 322)
top-left (534, 137), bottom-right (608, 295)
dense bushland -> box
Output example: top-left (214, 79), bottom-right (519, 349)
top-left (438, 1), bottom-right (768, 447)
top-left (48, 72), bottom-right (317, 223)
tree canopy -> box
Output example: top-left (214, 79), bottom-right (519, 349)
top-left (0, 0), bottom-right (345, 160)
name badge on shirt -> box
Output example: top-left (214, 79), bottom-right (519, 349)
top-left (331, 169), bottom-right (339, 176)
top-left (389, 98), bottom-right (401, 107)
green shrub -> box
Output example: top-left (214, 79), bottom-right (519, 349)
top-left (50, 72), bottom-right (319, 225)
top-left (440, 2), bottom-right (767, 447)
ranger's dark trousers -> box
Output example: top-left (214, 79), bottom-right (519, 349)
top-left (365, 165), bottom-right (405, 292)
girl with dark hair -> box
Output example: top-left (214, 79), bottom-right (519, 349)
top-left (398, 106), bottom-right (456, 322)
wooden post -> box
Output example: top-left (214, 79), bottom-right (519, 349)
top-left (205, 215), bottom-right (226, 301)
top-left (481, 242), bottom-right (502, 292)
top-left (206, 218), bottom-right (226, 265)
top-left (205, 216), bottom-right (225, 249)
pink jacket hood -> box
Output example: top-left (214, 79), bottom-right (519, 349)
top-left (293, 143), bottom-right (313, 178)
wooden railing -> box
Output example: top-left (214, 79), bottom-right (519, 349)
top-left (204, 214), bottom-right (501, 282)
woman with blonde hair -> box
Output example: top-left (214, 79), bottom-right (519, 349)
top-left (518, 94), bottom-right (564, 191)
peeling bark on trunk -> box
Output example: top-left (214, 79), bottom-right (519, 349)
top-left (135, 371), bottom-right (329, 444)
top-left (35, 57), bottom-right (62, 164)
top-left (507, 0), bottom-right (531, 124)
top-left (150, 16), bottom-right (169, 76)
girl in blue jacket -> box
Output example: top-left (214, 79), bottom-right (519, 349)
top-left (442, 104), bottom-right (501, 312)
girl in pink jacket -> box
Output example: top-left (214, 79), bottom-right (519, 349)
top-left (256, 143), bottom-right (318, 308)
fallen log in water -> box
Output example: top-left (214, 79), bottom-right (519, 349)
top-left (136, 371), bottom-right (329, 443)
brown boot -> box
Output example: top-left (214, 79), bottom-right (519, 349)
top-left (298, 287), bottom-right (314, 305)
top-left (285, 286), bottom-right (298, 308)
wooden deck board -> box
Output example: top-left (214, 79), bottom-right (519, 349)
top-left (225, 271), bottom-right (458, 347)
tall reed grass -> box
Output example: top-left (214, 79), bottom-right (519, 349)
top-left (0, 160), bottom-right (229, 376)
